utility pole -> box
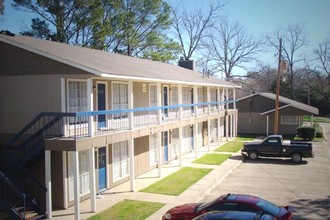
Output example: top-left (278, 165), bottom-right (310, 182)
top-left (274, 38), bottom-right (282, 135)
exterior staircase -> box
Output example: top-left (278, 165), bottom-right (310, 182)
top-left (0, 113), bottom-right (66, 219)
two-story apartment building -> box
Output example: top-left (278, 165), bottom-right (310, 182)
top-left (0, 33), bottom-right (239, 219)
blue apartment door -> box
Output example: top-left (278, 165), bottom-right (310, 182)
top-left (163, 86), bottom-right (169, 117)
top-left (97, 83), bottom-right (106, 128)
top-left (98, 147), bottom-right (106, 191)
top-left (163, 131), bottom-right (169, 162)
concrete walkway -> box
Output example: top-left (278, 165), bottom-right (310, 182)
top-left (51, 141), bottom-right (243, 220)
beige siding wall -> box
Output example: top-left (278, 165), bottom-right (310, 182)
top-left (51, 151), bottom-right (64, 208)
top-left (0, 75), bottom-right (62, 133)
top-left (238, 112), bottom-right (267, 134)
top-left (134, 136), bottom-right (150, 176)
top-left (133, 82), bottom-right (149, 108)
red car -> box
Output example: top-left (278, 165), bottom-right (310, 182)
top-left (162, 193), bottom-right (293, 220)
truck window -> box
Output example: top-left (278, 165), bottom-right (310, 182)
top-left (266, 138), bottom-right (279, 146)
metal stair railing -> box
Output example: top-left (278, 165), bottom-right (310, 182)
top-left (0, 171), bottom-right (26, 220)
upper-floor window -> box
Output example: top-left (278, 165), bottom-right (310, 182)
top-left (67, 80), bottom-right (88, 112)
top-left (112, 82), bottom-right (128, 110)
top-left (149, 84), bottom-right (157, 107)
top-left (281, 115), bottom-right (298, 125)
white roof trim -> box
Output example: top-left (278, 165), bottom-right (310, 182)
top-left (100, 73), bottom-right (238, 87)
top-left (260, 104), bottom-right (291, 115)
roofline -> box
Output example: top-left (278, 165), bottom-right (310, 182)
top-left (0, 35), bottom-right (103, 76)
top-left (1, 35), bottom-right (240, 88)
top-left (101, 73), bottom-right (239, 88)
top-left (239, 92), bottom-right (319, 115)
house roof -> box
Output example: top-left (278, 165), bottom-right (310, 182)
top-left (0, 34), bottom-right (238, 88)
top-left (238, 92), bottom-right (319, 115)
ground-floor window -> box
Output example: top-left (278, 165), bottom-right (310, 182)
top-left (210, 119), bottom-right (218, 142)
top-left (113, 141), bottom-right (129, 181)
top-left (68, 150), bottom-right (90, 201)
top-left (198, 123), bottom-right (203, 148)
top-left (149, 134), bottom-right (158, 165)
top-left (170, 128), bottom-right (179, 159)
top-left (182, 126), bottom-right (193, 153)
top-left (281, 115), bottom-right (298, 125)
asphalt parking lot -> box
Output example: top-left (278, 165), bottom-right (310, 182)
top-left (202, 123), bottom-right (330, 220)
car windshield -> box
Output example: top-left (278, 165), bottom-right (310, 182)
top-left (196, 200), bottom-right (217, 213)
top-left (256, 198), bottom-right (281, 215)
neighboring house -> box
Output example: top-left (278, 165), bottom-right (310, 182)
top-left (0, 33), bottom-right (239, 219)
top-left (236, 93), bottom-right (319, 135)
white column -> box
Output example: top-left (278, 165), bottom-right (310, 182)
top-left (157, 83), bottom-right (162, 124)
top-left (73, 151), bottom-right (80, 220)
top-left (45, 151), bottom-right (52, 219)
top-left (194, 123), bottom-right (198, 157)
top-left (178, 126), bottom-right (182, 166)
top-left (61, 78), bottom-right (67, 136)
top-left (178, 84), bottom-right (183, 120)
top-left (87, 79), bottom-right (94, 137)
top-left (217, 117), bottom-right (221, 142)
top-left (230, 115), bottom-right (234, 139)
top-left (235, 113), bottom-right (238, 137)
top-left (128, 80), bottom-right (134, 129)
top-left (193, 85), bottom-right (198, 117)
top-left (225, 88), bottom-right (229, 141)
top-left (157, 132), bottom-right (162, 177)
top-left (311, 115), bottom-right (314, 126)
top-left (226, 88), bottom-right (229, 110)
top-left (129, 139), bottom-right (135, 191)
top-left (207, 87), bottom-right (211, 115)
top-left (266, 115), bottom-right (269, 136)
top-left (207, 119), bottom-right (211, 151)
top-left (233, 87), bottom-right (236, 109)
top-left (225, 114), bottom-right (229, 141)
top-left (217, 88), bottom-right (221, 113)
top-left (89, 148), bottom-right (96, 212)
top-left (62, 152), bottom-right (68, 208)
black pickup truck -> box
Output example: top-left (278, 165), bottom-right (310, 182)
top-left (241, 135), bottom-right (314, 163)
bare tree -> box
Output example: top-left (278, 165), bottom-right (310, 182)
top-left (171, 2), bottom-right (224, 60)
top-left (0, 0), bottom-right (4, 16)
top-left (204, 19), bottom-right (263, 80)
top-left (314, 37), bottom-right (330, 80)
top-left (267, 24), bottom-right (308, 99)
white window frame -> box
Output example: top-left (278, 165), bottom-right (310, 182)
top-left (67, 79), bottom-right (88, 113)
top-left (67, 150), bottom-right (90, 202)
top-left (149, 134), bottom-right (158, 166)
top-left (112, 141), bottom-right (129, 182)
top-left (281, 115), bottom-right (298, 125)
top-left (149, 84), bottom-right (157, 107)
top-left (112, 81), bottom-right (128, 119)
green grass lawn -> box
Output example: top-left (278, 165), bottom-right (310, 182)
top-left (304, 116), bottom-right (330, 123)
top-left (234, 136), bottom-right (255, 141)
top-left (140, 167), bottom-right (212, 196)
top-left (193, 153), bottom-right (231, 165)
top-left (214, 141), bottom-right (244, 152)
top-left (87, 199), bottom-right (164, 220)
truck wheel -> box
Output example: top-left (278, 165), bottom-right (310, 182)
top-left (248, 151), bottom-right (259, 160)
top-left (291, 153), bottom-right (302, 163)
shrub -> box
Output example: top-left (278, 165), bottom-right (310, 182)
top-left (316, 130), bottom-right (324, 138)
top-left (297, 126), bottom-right (315, 141)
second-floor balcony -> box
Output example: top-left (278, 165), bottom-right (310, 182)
top-left (6, 100), bottom-right (237, 150)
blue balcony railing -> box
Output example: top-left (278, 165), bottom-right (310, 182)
top-left (9, 100), bottom-right (235, 141)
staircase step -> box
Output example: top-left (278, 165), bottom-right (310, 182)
top-left (0, 211), bottom-right (11, 220)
